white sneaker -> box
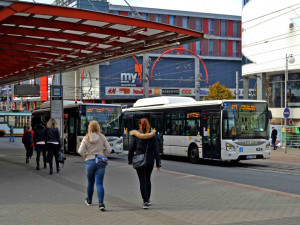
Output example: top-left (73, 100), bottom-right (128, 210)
top-left (142, 202), bottom-right (149, 209)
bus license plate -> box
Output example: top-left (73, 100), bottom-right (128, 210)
top-left (247, 155), bottom-right (256, 159)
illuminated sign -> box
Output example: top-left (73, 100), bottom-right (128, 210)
top-left (231, 104), bottom-right (256, 111)
top-left (187, 113), bottom-right (201, 118)
top-left (87, 107), bottom-right (115, 113)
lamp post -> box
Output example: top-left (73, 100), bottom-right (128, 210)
top-left (284, 54), bottom-right (295, 153)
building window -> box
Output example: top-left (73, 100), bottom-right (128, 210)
top-left (156, 14), bottom-right (162, 23)
top-left (221, 20), bottom-right (227, 36)
top-left (209, 39), bottom-right (214, 56)
top-left (142, 13), bottom-right (148, 20)
top-left (169, 16), bottom-right (176, 25)
top-left (221, 40), bottom-right (226, 56)
top-left (183, 44), bottom-right (189, 54)
top-left (209, 19), bottom-right (214, 35)
top-left (196, 41), bottom-right (201, 55)
top-left (183, 17), bottom-right (189, 28)
top-left (233, 21), bottom-right (238, 37)
top-left (113, 11), bottom-right (119, 15)
top-left (233, 41), bottom-right (238, 57)
top-left (196, 18), bottom-right (202, 32)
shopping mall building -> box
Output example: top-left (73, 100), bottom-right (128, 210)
top-left (0, 0), bottom-right (246, 110)
top-left (242, 0), bottom-right (300, 147)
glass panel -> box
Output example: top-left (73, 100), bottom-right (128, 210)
top-left (222, 102), bottom-right (269, 139)
top-left (209, 40), bottom-right (214, 56)
top-left (196, 41), bottom-right (201, 55)
top-left (209, 19), bottom-right (214, 35)
top-left (196, 18), bottom-right (202, 32)
top-left (183, 17), bottom-right (189, 28)
top-left (221, 20), bottom-right (227, 36)
top-left (169, 16), bottom-right (176, 25)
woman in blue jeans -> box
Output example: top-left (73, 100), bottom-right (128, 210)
top-left (78, 121), bottom-right (111, 211)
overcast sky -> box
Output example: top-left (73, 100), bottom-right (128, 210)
top-left (22, 0), bottom-right (242, 16)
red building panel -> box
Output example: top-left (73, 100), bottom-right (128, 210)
top-left (202, 39), bottom-right (208, 56)
top-left (203, 18), bottom-right (209, 34)
top-left (175, 16), bottom-right (182, 27)
top-left (227, 20), bottom-right (233, 37)
top-left (189, 17), bottom-right (196, 30)
top-left (119, 11), bottom-right (128, 16)
top-left (213, 40), bottom-right (219, 56)
top-left (238, 21), bottom-right (242, 37)
top-left (218, 40), bottom-right (221, 56)
top-left (40, 76), bottom-right (48, 101)
top-left (214, 19), bottom-right (220, 36)
top-left (162, 15), bottom-right (168, 24)
top-left (227, 40), bottom-right (233, 57)
top-left (149, 14), bottom-right (156, 21)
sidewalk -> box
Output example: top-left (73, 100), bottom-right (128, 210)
top-left (1, 138), bottom-right (300, 225)
top-left (270, 147), bottom-right (300, 163)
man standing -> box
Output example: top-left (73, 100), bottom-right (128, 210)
top-left (9, 125), bottom-right (14, 142)
top-left (271, 127), bottom-right (278, 150)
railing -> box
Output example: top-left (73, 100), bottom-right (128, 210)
top-left (287, 134), bottom-right (300, 148)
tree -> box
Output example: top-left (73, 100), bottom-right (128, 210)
top-left (206, 81), bottom-right (234, 100)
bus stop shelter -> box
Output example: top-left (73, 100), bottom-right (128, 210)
top-left (0, 0), bottom-right (207, 85)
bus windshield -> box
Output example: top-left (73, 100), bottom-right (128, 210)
top-left (222, 102), bottom-right (269, 139)
top-left (79, 105), bottom-right (122, 136)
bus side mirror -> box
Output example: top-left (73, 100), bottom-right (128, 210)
top-left (268, 110), bottom-right (272, 119)
top-left (223, 110), bottom-right (228, 119)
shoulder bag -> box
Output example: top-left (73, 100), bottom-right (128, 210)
top-left (132, 141), bottom-right (149, 169)
top-left (95, 154), bottom-right (108, 168)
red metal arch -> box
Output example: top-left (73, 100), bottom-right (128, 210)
top-left (150, 48), bottom-right (209, 83)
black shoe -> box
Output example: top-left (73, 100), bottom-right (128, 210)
top-left (85, 198), bottom-right (92, 206)
top-left (99, 203), bottom-right (106, 211)
top-left (36, 166), bottom-right (40, 170)
top-left (26, 158), bottom-right (29, 164)
top-left (142, 202), bottom-right (149, 209)
top-left (57, 167), bottom-right (60, 173)
top-left (49, 170), bottom-right (53, 175)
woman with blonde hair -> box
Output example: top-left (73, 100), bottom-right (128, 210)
top-left (78, 120), bottom-right (111, 211)
top-left (45, 118), bottom-right (61, 175)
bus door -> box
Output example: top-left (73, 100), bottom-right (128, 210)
top-left (67, 116), bottom-right (77, 153)
top-left (150, 113), bottom-right (163, 153)
top-left (202, 111), bottom-right (221, 159)
top-left (122, 114), bottom-right (133, 150)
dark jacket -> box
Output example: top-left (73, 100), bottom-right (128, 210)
top-left (22, 130), bottom-right (34, 147)
top-left (128, 129), bottom-right (161, 168)
top-left (45, 127), bottom-right (61, 146)
top-left (34, 124), bottom-right (46, 144)
top-left (271, 129), bottom-right (277, 139)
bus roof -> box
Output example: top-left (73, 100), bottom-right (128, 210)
top-left (123, 97), bottom-right (267, 112)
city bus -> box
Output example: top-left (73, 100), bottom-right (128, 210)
top-left (0, 111), bottom-right (32, 137)
top-left (122, 96), bottom-right (272, 163)
top-left (32, 101), bottom-right (122, 154)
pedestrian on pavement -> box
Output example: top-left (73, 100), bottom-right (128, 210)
top-left (271, 127), bottom-right (278, 150)
top-left (34, 121), bottom-right (47, 170)
top-left (128, 118), bottom-right (161, 209)
top-left (22, 125), bottom-right (34, 164)
top-left (9, 125), bottom-right (14, 142)
top-left (77, 120), bottom-right (111, 211)
top-left (45, 118), bottom-right (61, 175)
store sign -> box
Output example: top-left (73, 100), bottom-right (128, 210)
top-left (14, 84), bottom-right (40, 97)
top-left (121, 73), bottom-right (138, 87)
top-left (162, 89), bottom-right (179, 95)
top-left (106, 87), bottom-right (197, 96)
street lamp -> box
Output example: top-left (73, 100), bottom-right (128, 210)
top-left (284, 54), bottom-right (295, 153)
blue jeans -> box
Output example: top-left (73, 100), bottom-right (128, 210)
top-left (85, 159), bottom-right (106, 204)
top-left (272, 138), bottom-right (276, 149)
top-left (9, 134), bottom-right (14, 142)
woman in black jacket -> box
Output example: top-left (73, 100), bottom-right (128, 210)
top-left (45, 118), bottom-right (61, 175)
top-left (34, 121), bottom-right (47, 170)
top-left (128, 118), bottom-right (161, 209)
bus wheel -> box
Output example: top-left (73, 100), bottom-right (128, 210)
top-left (0, 132), bottom-right (4, 137)
top-left (189, 147), bottom-right (199, 164)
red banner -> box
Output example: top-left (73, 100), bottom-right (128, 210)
top-left (40, 76), bottom-right (48, 101)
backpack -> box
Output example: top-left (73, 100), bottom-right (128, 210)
top-left (24, 132), bottom-right (33, 145)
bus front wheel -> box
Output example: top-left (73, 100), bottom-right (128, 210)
top-left (0, 132), bottom-right (4, 137)
top-left (189, 147), bottom-right (199, 164)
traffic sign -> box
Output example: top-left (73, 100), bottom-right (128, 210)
top-left (283, 108), bottom-right (290, 118)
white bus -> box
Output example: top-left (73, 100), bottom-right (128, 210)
top-left (32, 101), bottom-right (122, 154)
top-left (0, 111), bottom-right (32, 137)
top-left (122, 97), bottom-right (272, 163)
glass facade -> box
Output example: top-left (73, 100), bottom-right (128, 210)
top-left (209, 19), bottom-right (214, 35)
top-left (268, 73), bottom-right (300, 108)
top-left (169, 15), bottom-right (176, 25)
top-left (221, 20), bottom-right (227, 36)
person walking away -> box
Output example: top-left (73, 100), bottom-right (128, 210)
top-left (271, 127), bottom-right (278, 150)
top-left (34, 121), bottom-right (47, 170)
top-left (9, 125), bottom-right (14, 142)
top-left (22, 125), bottom-right (34, 163)
top-left (45, 118), bottom-right (61, 175)
top-left (77, 121), bottom-right (112, 211)
top-left (128, 118), bottom-right (161, 209)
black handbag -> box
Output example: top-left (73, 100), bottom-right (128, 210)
top-left (58, 151), bottom-right (65, 164)
top-left (95, 154), bottom-right (108, 168)
top-left (132, 141), bottom-right (149, 169)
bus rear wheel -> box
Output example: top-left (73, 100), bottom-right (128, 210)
top-left (189, 147), bottom-right (199, 164)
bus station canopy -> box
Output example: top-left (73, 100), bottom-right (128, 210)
top-left (0, 1), bottom-right (207, 85)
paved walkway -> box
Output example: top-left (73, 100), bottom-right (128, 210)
top-left (1, 137), bottom-right (300, 225)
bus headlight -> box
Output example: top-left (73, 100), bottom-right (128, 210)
top-left (265, 143), bottom-right (271, 150)
top-left (116, 140), bottom-right (123, 146)
top-left (226, 144), bottom-right (235, 151)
